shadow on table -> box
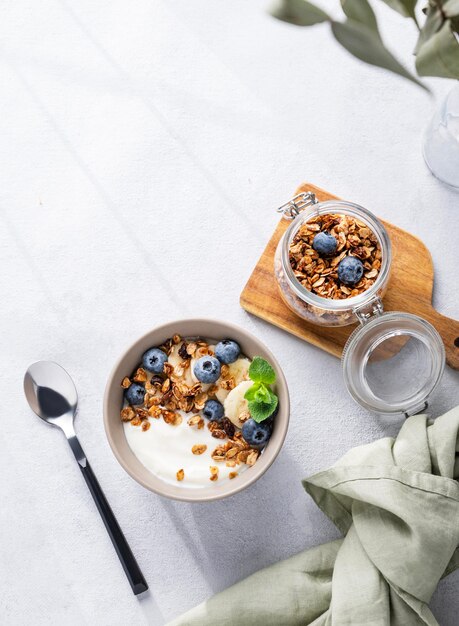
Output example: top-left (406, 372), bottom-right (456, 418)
top-left (159, 448), bottom-right (338, 595)
top-left (136, 589), bottom-right (165, 626)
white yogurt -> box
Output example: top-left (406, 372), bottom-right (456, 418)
top-left (124, 411), bottom-right (248, 488)
top-left (123, 339), bottom-right (255, 488)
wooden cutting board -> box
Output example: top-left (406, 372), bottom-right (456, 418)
top-left (240, 183), bottom-right (459, 370)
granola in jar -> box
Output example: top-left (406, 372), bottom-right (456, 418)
top-left (288, 213), bottom-right (382, 299)
top-left (274, 200), bottom-right (392, 326)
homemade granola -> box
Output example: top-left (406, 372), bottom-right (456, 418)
top-left (120, 336), bottom-right (279, 488)
top-left (288, 213), bottom-right (382, 300)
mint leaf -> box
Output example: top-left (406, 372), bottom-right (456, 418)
top-left (244, 383), bottom-right (260, 402)
top-left (265, 386), bottom-right (278, 407)
top-left (244, 382), bottom-right (271, 404)
top-left (248, 392), bottom-right (278, 423)
top-left (248, 357), bottom-right (276, 385)
top-left (245, 358), bottom-right (278, 422)
top-left (255, 384), bottom-right (271, 404)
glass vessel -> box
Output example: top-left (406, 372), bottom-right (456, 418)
top-left (342, 311), bottom-right (444, 416)
top-left (423, 82), bottom-right (459, 190)
top-left (274, 191), bottom-right (445, 416)
top-left (274, 195), bottom-right (392, 327)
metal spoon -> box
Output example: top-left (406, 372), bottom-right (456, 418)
top-left (24, 361), bottom-right (148, 595)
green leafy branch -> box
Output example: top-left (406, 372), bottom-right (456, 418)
top-left (270, 0), bottom-right (459, 88)
top-left (244, 357), bottom-right (279, 423)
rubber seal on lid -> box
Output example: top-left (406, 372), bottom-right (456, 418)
top-left (342, 312), bottom-right (445, 416)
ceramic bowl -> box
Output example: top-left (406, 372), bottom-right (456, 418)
top-left (103, 319), bottom-right (290, 502)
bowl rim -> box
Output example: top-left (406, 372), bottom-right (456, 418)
top-left (103, 318), bottom-right (290, 502)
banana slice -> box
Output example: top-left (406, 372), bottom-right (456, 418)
top-left (215, 386), bottom-right (230, 404)
top-left (228, 357), bottom-right (251, 383)
top-left (224, 380), bottom-right (253, 428)
top-left (168, 342), bottom-right (194, 387)
top-left (215, 357), bottom-right (251, 403)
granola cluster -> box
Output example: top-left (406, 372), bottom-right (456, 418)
top-left (288, 213), bottom-right (382, 300)
top-left (120, 334), bottom-right (261, 483)
top-left (210, 429), bottom-right (259, 467)
top-left (121, 336), bottom-right (218, 421)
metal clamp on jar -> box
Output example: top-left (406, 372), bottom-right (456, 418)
top-left (274, 191), bottom-right (445, 417)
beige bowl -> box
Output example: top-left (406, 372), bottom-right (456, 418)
top-left (104, 319), bottom-right (290, 502)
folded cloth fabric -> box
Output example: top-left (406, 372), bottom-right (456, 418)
top-left (168, 407), bottom-right (459, 626)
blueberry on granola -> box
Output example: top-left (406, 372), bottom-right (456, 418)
top-left (338, 256), bottom-right (364, 286)
top-left (312, 231), bottom-right (337, 257)
top-left (125, 383), bottom-right (145, 406)
top-left (242, 418), bottom-right (272, 447)
top-left (215, 339), bottom-right (240, 364)
top-left (193, 356), bottom-right (221, 384)
top-left (142, 347), bottom-right (167, 373)
top-left (203, 399), bottom-right (224, 421)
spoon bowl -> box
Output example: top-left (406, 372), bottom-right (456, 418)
top-left (24, 361), bottom-right (77, 425)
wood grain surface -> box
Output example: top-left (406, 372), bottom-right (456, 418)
top-left (240, 183), bottom-right (459, 370)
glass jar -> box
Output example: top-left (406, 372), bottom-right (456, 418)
top-left (274, 191), bottom-right (445, 417)
top-left (423, 82), bottom-right (459, 190)
top-left (274, 193), bottom-right (392, 327)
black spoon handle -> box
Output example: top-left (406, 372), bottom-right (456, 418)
top-left (66, 434), bottom-right (148, 595)
top-left (79, 461), bottom-right (148, 595)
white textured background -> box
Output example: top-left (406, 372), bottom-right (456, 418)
top-left (1, 1), bottom-right (458, 624)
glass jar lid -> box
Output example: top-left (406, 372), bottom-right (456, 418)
top-left (342, 311), bottom-right (445, 416)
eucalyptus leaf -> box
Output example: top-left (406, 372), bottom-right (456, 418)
top-left (414, 6), bottom-right (443, 55)
top-left (340, 0), bottom-right (379, 34)
top-left (416, 19), bottom-right (459, 78)
top-left (270, 0), bottom-right (329, 26)
top-left (380, 0), bottom-right (418, 20)
top-left (331, 19), bottom-right (427, 89)
top-left (443, 0), bottom-right (459, 18)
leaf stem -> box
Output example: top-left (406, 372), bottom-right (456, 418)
top-left (432, 0), bottom-right (446, 19)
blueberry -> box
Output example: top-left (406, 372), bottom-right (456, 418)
top-left (215, 340), bottom-right (241, 364)
top-left (313, 232), bottom-right (337, 256)
top-left (242, 419), bottom-right (272, 448)
top-left (193, 356), bottom-right (221, 384)
top-left (203, 399), bottom-right (224, 421)
top-left (142, 347), bottom-right (167, 373)
top-left (337, 256), bottom-right (364, 286)
top-left (125, 383), bottom-right (145, 406)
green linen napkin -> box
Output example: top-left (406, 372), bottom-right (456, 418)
top-left (168, 406), bottom-right (459, 626)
